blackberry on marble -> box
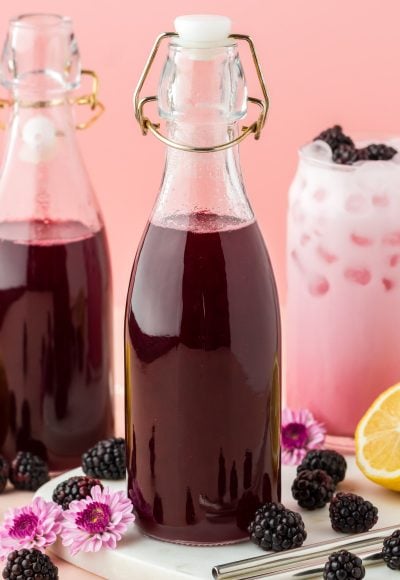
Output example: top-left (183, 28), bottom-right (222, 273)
top-left (52, 475), bottom-right (103, 510)
top-left (329, 492), bottom-right (378, 533)
top-left (2, 548), bottom-right (58, 579)
top-left (82, 437), bottom-right (126, 480)
top-left (9, 452), bottom-right (48, 491)
top-left (323, 549), bottom-right (365, 579)
top-left (292, 469), bottom-right (335, 510)
top-left (297, 450), bottom-right (347, 485)
top-left (248, 502), bottom-right (307, 551)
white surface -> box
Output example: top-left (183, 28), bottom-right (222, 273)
top-left (174, 15), bottom-right (232, 47)
top-left (35, 457), bottom-right (400, 579)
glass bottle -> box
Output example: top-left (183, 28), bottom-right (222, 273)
top-left (0, 14), bottom-right (114, 470)
top-left (125, 15), bottom-right (281, 545)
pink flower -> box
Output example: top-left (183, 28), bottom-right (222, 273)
top-left (61, 485), bottom-right (135, 555)
top-left (0, 497), bottom-right (63, 559)
top-left (281, 408), bottom-right (326, 466)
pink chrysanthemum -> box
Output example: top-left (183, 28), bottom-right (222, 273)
top-left (281, 408), bottom-right (326, 466)
top-left (0, 496), bottom-right (63, 559)
top-left (61, 485), bottom-right (135, 556)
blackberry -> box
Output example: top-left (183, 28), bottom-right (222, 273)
top-left (297, 450), bottom-right (347, 485)
top-left (356, 147), bottom-right (370, 161)
top-left (9, 452), bottom-right (49, 491)
top-left (2, 548), bottom-right (58, 579)
top-left (82, 437), bottom-right (126, 480)
top-left (382, 529), bottom-right (400, 570)
top-left (52, 475), bottom-right (103, 510)
top-left (323, 549), bottom-right (365, 580)
top-left (332, 144), bottom-right (358, 165)
top-left (0, 456), bottom-right (9, 494)
top-left (357, 143), bottom-right (397, 161)
top-left (329, 492), bottom-right (378, 533)
top-left (291, 469), bottom-right (335, 510)
top-left (248, 502), bottom-right (307, 551)
top-left (314, 125), bottom-right (354, 151)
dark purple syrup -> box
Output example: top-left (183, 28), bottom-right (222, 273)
top-left (0, 220), bottom-right (113, 470)
top-left (125, 212), bottom-right (281, 544)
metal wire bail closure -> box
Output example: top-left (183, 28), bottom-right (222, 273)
top-left (133, 32), bottom-right (269, 153)
top-left (74, 69), bottom-right (105, 130)
top-left (0, 98), bottom-right (11, 130)
top-left (0, 69), bottom-right (104, 130)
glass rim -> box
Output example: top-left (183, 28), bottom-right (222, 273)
top-left (298, 147), bottom-right (356, 172)
top-left (9, 13), bottom-right (72, 29)
top-left (298, 136), bottom-right (400, 172)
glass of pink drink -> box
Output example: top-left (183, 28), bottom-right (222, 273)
top-left (286, 134), bottom-right (400, 451)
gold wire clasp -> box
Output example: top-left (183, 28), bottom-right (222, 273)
top-left (0, 98), bottom-right (12, 130)
top-left (0, 69), bottom-right (104, 131)
top-left (74, 69), bottom-right (105, 130)
top-left (133, 32), bottom-right (269, 152)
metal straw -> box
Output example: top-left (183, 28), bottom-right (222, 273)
top-left (243, 549), bottom-right (383, 579)
top-left (212, 525), bottom-right (397, 579)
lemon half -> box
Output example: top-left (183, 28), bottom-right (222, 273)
top-left (355, 383), bottom-right (400, 491)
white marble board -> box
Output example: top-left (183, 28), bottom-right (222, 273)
top-left (34, 457), bottom-right (400, 579)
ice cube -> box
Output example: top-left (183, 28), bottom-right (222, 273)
top-left (350, 233), bottom-right (373, 246)
top-left (313, 188), bottom-right (327, 202)
top-left (301, 140), bottom-right (333, 163)
top-left (382, 278), bottom-right (395, 291)
top-left (317, 245), bottom-right (338, 264)
top-left (389, 254), bottom-right (400, 267)
top-left (291, 250), bottom-right (304, 272)
top-left (308, 274), bottom-right (330, 296)
top-left (372, 194), bottom-right (390, 207)
top-left (344, 267), bottom-right (371, 286)
top-left (383, 232), bottom-right (400, 246)
top-left (300, 233), bottom-right (311, 246)
top-left (345, 194), bottom-right (369, 214)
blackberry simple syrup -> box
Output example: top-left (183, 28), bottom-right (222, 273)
top-left (126, 15), bottom-right (281, 544)
top-left (126, 213), bottom-right (281, 544)
top-left (0, 221), bottom-right (113, 468)
top-left (0, 15), bottom-right (114, 469)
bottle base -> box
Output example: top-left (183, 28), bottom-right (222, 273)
top-left (141, 530), bottom-right (249, 547)
top-left (325, 434), bottom-right (355, 455)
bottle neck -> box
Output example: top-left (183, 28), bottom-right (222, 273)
top-left (152, 42), bottom-right (253, 231)
top-left (0, 92), bottom-right (102, 233)
top-left (151, 120), bottom-right (254, 230)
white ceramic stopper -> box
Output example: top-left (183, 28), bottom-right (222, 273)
top-left (174, 14), bottom-right (232, 47)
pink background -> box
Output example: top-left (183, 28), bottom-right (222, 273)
top-left (1, 0), bottom-right (400, 309)
top-left (0, 6), bottom-right (397, 577)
